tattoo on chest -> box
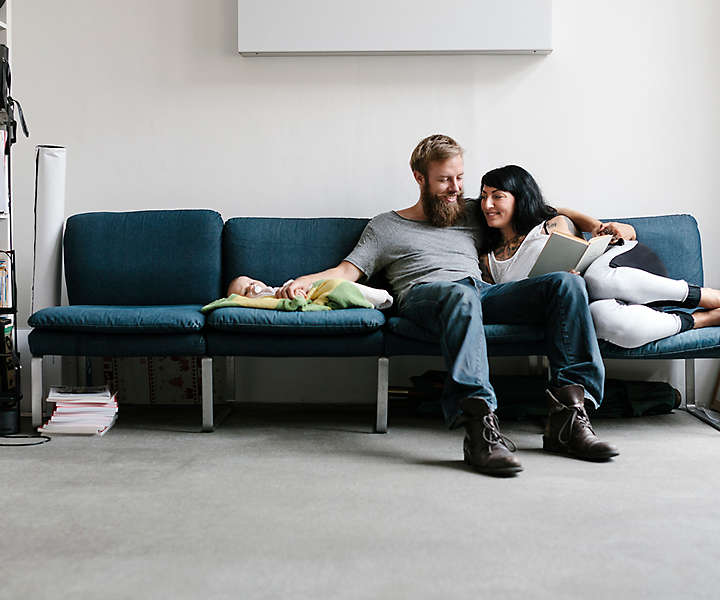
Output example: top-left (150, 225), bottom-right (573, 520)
top-left (495, 235), bottom-right (526, 260)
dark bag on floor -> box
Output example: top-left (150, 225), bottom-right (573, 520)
top-left (403, 371), bottom-right (680, 419)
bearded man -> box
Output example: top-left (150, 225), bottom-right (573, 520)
top-left (262, 134), bottom-right (617, 477)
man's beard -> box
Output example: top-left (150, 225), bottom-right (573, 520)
top-left (421, 185), bottom-right (466, 227)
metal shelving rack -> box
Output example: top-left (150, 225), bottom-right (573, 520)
top-left (0, 0), bottom-right (24, 434)
top-left (0, 249), bottom-right (21, 434)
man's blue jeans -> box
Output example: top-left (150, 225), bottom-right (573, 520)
top-left (398, 273), bottom-right (605, 427)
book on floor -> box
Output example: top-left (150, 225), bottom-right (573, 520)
top-left (39, 386), bottom-right (118, 436)
top-left (528, 232), bottom-right (612, 278)
top-left (47, 385), bottom-right (114, 403)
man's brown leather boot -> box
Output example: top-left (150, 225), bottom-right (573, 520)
top-left (543, 384), bottom-right (619, 461)
top-left (462, 397), bottom-right (523, 476)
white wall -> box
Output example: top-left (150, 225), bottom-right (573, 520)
top-left (10, 0), bottom-right (720, 405)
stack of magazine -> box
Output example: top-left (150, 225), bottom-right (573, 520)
top-left (38, 386), bottom-right (118, 436)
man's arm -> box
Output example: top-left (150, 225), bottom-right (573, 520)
top-left (276, 260), bottom-right (363, 299)
top-left (556, 207), bottom-right (636, 241)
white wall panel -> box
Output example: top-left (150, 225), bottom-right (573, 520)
top-left (238, 0), bottom-right (552, 55)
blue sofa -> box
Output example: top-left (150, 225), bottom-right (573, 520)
top-left (28, 210), bottom-right (720, 432)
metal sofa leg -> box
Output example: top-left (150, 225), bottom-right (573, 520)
top-left (31, 356), bottom-right (44, 429)
top-left (683, 358), bottom-right (720, 432)
top-left (226, 356), bottom-right (236, 402)
top-left (375, 357), bottom-right (389, 433)
top-left (201, 357), bottom-right (214, 432)
top-left (684, 358), bottom-right (695, 409)
top-left (82, 356), bottom-right (91, 385)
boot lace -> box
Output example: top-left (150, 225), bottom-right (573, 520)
top-left (482, 413), bottom-right (517, 452)
top-left (558, 403), bottom-right (596, 446)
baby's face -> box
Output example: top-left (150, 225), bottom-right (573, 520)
top-left (233, 276), bottom-right (271, 297)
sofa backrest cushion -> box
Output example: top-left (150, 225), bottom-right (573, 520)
top-left (65, 210), bottom-right (224, 305)
top-left (605, 214), bottom-right (703, 286)
top-left (222, 217), bottom-right (369, 289)
top-left (223, 213), bottom-right (703, 292)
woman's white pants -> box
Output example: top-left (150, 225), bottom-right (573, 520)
top-left (583, 242), bottom-right (690, 348)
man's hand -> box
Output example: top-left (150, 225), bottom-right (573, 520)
top-left (591, 221), bottom-right (636, 242)
top-left (276, 276), bottom-right (313, 299)
top-left (275, 261), bottom-right (363, 300)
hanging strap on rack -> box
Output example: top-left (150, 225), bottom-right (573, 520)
top-left (0, 43), bottom-right (29, 152)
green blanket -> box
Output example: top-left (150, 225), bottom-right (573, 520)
top-left (201, 279), bottom-right (374, 313)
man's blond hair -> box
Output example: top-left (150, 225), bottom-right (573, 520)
top-left (410, 134), bottom-right (464, 177)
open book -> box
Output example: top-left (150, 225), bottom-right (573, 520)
top-left (528, 232), bottom-right (612, 278)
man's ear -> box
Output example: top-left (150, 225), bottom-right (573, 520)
top-left (413, 170), bottom-right (425, 186)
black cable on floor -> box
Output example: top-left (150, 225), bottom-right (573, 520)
top-left (0, 434), bottom-right (51, 446)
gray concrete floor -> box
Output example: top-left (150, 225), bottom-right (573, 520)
top-left (2, 405), bottom-right (720, 600)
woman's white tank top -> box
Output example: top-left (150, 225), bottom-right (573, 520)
top-left (488, 222), bottom-right (548, 283)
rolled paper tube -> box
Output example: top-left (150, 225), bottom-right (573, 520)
top-left (31, 145), bottom-right (67, 313)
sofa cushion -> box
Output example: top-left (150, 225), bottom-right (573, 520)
top-left (206, 307), bottom-right (385, 335)
top-left (384, 330), bottom-right (548, 358)
top-left (64, 210), bottom-right (224, 305)
top-left (386, 316), bottom-right (545, 344)
top-left (206, 331), bottom-right (384, 357)
top-left (599, 326), bottom-right (720, 360)
top-left (603, 214), bottom-right (703, 285)
top-left (222, 217), bottom-right (369, 289)
top-left (28, 330), bottom-right (206, 357)
top-left (385, 316), bottom-right (547, 356)
top-left (28, 305), bottom-right (205, 333)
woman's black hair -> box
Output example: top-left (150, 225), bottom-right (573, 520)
top-left (477, 164), bottom-right (557, 254)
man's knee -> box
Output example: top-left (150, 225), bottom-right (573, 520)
top-left (544, 271), bottom-right (588, 299)
top-left (428, 281), bottom-right (482, 318)
top-left (403, 281), bottom-right (481, 317)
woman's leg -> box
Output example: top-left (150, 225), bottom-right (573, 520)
top-left (691, 308), bottom-right (720, 328)
top-left (584, 243), bottom-right (690, 305)
top-left (584, 243), bottom-right (720, 309)
top-left (699, 289), bottom-right (720, 309)
top-left (589, 299), bottom-right (685, 348)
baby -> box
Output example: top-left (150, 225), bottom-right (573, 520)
top-left (226, 275), bottom-right (393, 309)
top-left (227, 276), bottom-right (298, 298)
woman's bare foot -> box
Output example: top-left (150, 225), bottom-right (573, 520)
top-left (692, 307), bottom-right (720, 329)
top-left (699, 288), bottom-right (720, 309)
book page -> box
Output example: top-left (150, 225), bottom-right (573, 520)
top-left (575, 235), bottom-right (612, 274)
top-left (528, 232), bottom-right (588, 278)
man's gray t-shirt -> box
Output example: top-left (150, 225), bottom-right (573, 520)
top-left (345, 200), bottom-right (484, 303)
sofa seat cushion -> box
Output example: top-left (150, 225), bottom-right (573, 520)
top-left (384, 317), bottom-right (547, 357)
top-left (387, 316), bottom-right (544, 344)
top-left (28, 305), bottom-right (205, 333)
top-left (29, 330), bottom-right (206, 357)
top-left (206, 331), bottom-right (383, 357)
top-left (599, 326), bottom-right (720, 360)
top-left (206, 307), bottom-right (385, 335)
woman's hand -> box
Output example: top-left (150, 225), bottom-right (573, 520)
top-left (591, 221), bottom-right (636, 242)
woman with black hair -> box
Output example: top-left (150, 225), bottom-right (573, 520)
top-left (477, 164), bottom-right (720, 348)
